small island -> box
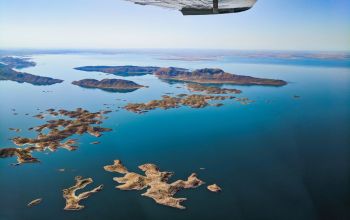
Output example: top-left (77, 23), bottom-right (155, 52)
top-left (0, 63), bottom-right (63, 85)
top-left (207, 184), bottom-right (222, 192)
top-left (104, 160), bottom-right (205, 209)
top-left (74, 65), bottom-right (161, 76)
top-left (0, 56), bottom-right (36, 69)
top-left (27, 198), bottom-right (43, 207)
top-left (72, 78), bottom-right (144, 92)
top-left (155, 67), bottom-right (287, 86)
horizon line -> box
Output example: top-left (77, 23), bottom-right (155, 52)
top-left (0, 48), bottom-right (349, 54)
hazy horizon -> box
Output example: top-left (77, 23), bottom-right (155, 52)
top-left (0, 48), bottom-right (349, 53)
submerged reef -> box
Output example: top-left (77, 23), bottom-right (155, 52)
top-left (104, 160), bottom-right (205, 209)
top-left (0, 108), bottom-right (112, 165)
top-left (63, 176), bottom-right (103, 211)
top-left (124, 94), bottom-right (234, 113)
top-left (0, 63), bottom-right (63, 85)
top-left (186, 83), bottom-right (242, 94)
top-left (72, 78), bottom-right (144, 92)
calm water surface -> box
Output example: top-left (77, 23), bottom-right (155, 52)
top-left (0, 52), bottom-right (349, 220)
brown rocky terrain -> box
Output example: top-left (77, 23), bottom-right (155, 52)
top-left (104, 160), bottom-right (205, 209)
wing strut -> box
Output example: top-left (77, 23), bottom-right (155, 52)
top-left (213, 0), bottom-right (219, 14)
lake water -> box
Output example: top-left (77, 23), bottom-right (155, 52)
top-left (0, 51), bottom-right (349, 220)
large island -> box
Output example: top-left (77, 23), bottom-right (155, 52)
top-left (0, 63), bottom-right (63, 85)
top-left (72, 78), bottom-right (144, 92)
top-left (154, 67), bottom-right (287, 86)
top-left (74, 65), bottom-right (287, 86)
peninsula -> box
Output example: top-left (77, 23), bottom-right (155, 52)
top-left (0, 63), bottom-right (63, 85)
top-left (72, 78), bottom-right (144, 92)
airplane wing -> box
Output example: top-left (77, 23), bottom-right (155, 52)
top-left (123, 0), bottom-right (257, 15)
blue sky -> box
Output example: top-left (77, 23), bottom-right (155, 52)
top-left (0, 0), bottom-right (349, 51)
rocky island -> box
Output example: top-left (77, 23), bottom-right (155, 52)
top-left (155, 67), bottom-right (287, 86)
top-left (0, 63), bottom-right (63, 85)
top-left (74, 65), bottom-right (161, 76)
top-left (72, 78), bottom-right (144, 92)
top-left (0, 108), bottom-right (112, 165)
top-left (104, 160), bottom-right (205, 209)
top-left (63, 176), bottom-right (103, 211)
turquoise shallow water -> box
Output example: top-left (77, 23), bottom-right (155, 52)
top-left (0, 52), bottom-right (349, 220)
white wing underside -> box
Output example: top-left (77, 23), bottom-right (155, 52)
top-left (124, 0), bottom-right (256, 10)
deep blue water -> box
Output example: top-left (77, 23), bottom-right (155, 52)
top-left (0, 52), bottom-right (349, 220)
